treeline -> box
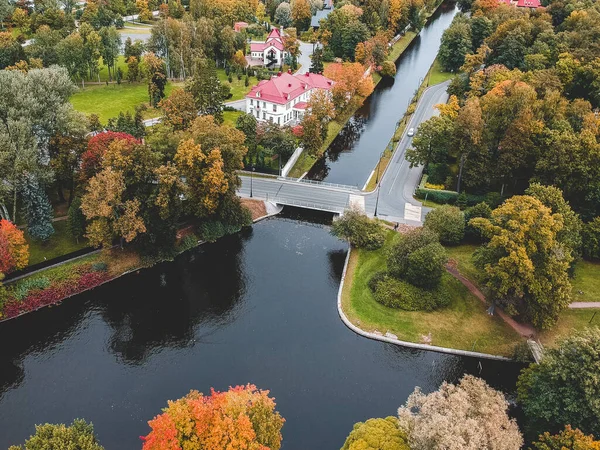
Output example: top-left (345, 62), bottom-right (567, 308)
top-left (410, 0), bottom-right (600, 221)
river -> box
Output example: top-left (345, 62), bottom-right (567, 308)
top-left (307, 2), bottom-right (459, 187)
top-left (0, 210), bottom-right (524, 449)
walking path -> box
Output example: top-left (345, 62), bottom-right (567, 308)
top-left (569, 302), bottom-right (600, 308)
top-left (445, 263), bottom-right (537, 339)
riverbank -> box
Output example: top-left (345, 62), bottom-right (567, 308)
top-left (363, 58), bottom-right (453, 192)
top-left (287, 3), bottom-right (447, 179)
top-left (0, 199), bottom-right (279, 323)
top-left (339, 232), bottom-right (523, 358)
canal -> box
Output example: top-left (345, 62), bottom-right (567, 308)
top-left (0, 211), bottom-right (524, 449)
top-left (307, 2), bottom-right (459, 187)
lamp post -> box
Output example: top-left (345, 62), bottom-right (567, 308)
top-left (374, 184), bottom-right (381, 217)
top-left (250, 165), bottom-right (255, 197)
top-left (375, 151), bottom-right (385, 185)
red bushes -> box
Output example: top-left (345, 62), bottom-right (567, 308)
top-left (81, 131), bottom-right (139, 181)
top-left (1, 265), bottom-right (111, 320)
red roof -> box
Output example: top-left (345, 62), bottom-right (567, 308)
top-left (294, 101), bottom-right (308, 110)
top-left (251, 41), bottom-right (284, 52)
top-left (266, 28), bottom-right (282, 43)
top-left (516, 0), bottom-right (541, 7)
top-left (246, 72), bottom-right (334, 105)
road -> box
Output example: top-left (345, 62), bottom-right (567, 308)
top-left (363, 81), bottom-right (451, 223)
top-left (237, 80), bottom-right (451, 223)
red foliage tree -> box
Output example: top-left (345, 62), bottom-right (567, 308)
top-left (143, 384), bottom-right (285, 450)
top-left (80, 131), bottom-right (139, 181)
top-left (0, 219), bottom-right (29, 274)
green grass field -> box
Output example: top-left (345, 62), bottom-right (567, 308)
top-left (217, 69), bottom-right (259, 102)
top-left (342, 233), bottom-right (522, 356)
top-left (27, 220), bottom-right (89, 266)
top-left (388, 31), bottom-right (418, 62)
top-left (70, 82), bottom-right (180, 123)
top-left (222, 110), bottom-right (243, 127)
top-left (428, 58), bottom-right (455, 86)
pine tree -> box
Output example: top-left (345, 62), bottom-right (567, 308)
top-left (21, 175), bottom-right (54, 241)
top-left (67, 197), bottom-right (86, 243)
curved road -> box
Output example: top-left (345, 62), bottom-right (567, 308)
top-left (238, 80), bottom-right (451, 224)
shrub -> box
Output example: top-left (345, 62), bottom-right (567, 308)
top-left (415, 188), bottom-right (458, 204)
top-left (341, 416), bottom-right (409, 450)
top-left (426, 162), bottom-right (449, 185)
top-left (379, 61), bottom-right (397, 78)
top-left (373, 276), bottom-right (451, 311)
top-left (8, 419), bottom-right (104, 450)
top-left (92, 262), bottom-right (108, 272)
top-left (424, 183), bottom-right (445, 190)
top-left (423, 205), bottom-right (465, 245)
top-left (368, 270), bottom-right (389, 292)
top-left (387, 227), bottom-right (439, 278)
top-left (331, 209), bottom-right (385, 250)
top-left (405, 242), bottom-right (447, 288)
top-left (464, 202), bottom-right (492, 242)
top-left (200, 221), bottom-right (225, 243)
top-left (12, 277), bottom-right (50, 301)
top-left (177, 234), bottom-right (199, 252)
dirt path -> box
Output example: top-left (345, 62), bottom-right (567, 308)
top-left (445, 263), bottom-right (537, 339)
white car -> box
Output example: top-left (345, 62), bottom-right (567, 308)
top-left (407, 128), bottom-right (415, 137)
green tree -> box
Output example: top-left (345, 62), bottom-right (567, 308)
top-left (309, 45), bottom-right (324, 74)
top-left (470, 195), bottom-right (573, 329)
top-left (186, 57), bottom-right (226, 122)
top-left (405, 242), bottom-right (447, 288)
top-left (145, 52), bottom-right (167, 107)
top-left (405, 116), bottom-right (455, 168)
top-left (341, 417), bottom-right (410, 450)
top-left (67, 196), bottom-right (86, 243)
top-left (582, 217), bottom-right (600, 260)
top-left (331, 208), bottom-right (385, 250)
top-left (423, 205), bottom-right (465, 245)
top-left (99, 26), bottom-right (121, 81)
top-left (300, 113), bottom-right (323, 156)
top-left (8, 419), bottom-right (104, 450)
top-left (438, 15), bottom-right (472, 72)
top-left (517, 328), bottom-right (600, 438)
top-left (387, 227), bottom-right (439, 279)
top-left (236, 112), bottom-right (258, 151)
top-left (275, 2), bottom-right (292, 27)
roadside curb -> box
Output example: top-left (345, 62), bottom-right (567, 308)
top-left (336, 247), bottom-right (513, 362)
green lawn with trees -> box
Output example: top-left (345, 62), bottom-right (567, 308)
top-left (26, 220), bottom-right (89, 266)
top-left (217, 69), bottom-right (259, 101)
top-left (341, 231), bottom-right (522, 357)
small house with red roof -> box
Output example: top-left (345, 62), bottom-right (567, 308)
top-left (234, 22), bottom-right (248, 32)
top-left (249, 27), bottom-right (288, 68)
top-left (498, 0), bottom-right (541, 8)
top-left (246, 71), bottom-right (334, 125)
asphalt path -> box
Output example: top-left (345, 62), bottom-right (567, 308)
top-left (238, 80), bottom-right (451, 223)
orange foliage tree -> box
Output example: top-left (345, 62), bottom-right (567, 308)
top-left (142, 384), bottom-right (285, 450)
top-left (0, 219), bottom-right (29, 274)
top-left (324, 62), bottom-right (375, 110)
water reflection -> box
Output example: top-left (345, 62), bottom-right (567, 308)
top-left (0, 211), bottom-right (523, 450)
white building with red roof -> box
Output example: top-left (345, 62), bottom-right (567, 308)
top-left (498, 0), bottom-right (542, 8)
top-left (249, 27), bottom-right (288, 68)
top-left (246, 71), bottom-right (334, 125)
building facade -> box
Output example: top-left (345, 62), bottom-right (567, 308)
top-left (245, 71), bottom-right (334, 126)
top-left (249, 28), bottom-right (288, 68)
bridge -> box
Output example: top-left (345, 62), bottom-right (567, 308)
top-left (237, 81), bottom-right (451, 224)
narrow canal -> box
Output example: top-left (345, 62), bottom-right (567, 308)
top-left (307, 2), bottom-right (459, 187)
top-left (0, 210), bottom-right (523, 449)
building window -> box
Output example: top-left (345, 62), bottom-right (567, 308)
top-left (277, 117), bottom-right (280, 124)
top-left (250, 99), bottom-right (253, 105)
top-left (287, 102), bottom-right (290, 109)
top-left (273, 104), bottom-right (277, 112)
top-left (263, 102), bottom-right (266, 108)
top-left (263, 112), bottom-right (266, 120)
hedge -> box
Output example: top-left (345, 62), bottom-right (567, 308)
top-left (370, 274), bottom-right (451, 311)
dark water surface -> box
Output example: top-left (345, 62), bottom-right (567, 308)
top-left (0, 211), bottom-right (523, 449)
top-left (308, 3), bottom-right (459, 187)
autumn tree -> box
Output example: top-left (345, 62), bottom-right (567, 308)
top-left (81, 167), bottom-right (146, 248)
top-left (144, 52), bottom-right (167, 107)
top-left (291, 0), bottom-right (311, 30)
top-left (300, 113), bottom-right (323, 156)
top-left (0, 219), bottom-right (29, 274)
top-left (518, 328), bottom-right (600, 439)
top-left (142, 385), bottom-right (285, 450)
top-left (8, 419), bottom-right (104, 450)
top-left (126, 56), bottom-right (140, 82)
top-left (398, 375), bottom-right (523, 450)
top-left (158, 88), bottom-right (197, 131)
top-left (80, 132), bottom-right (139, 182)
top-left (231, 49), bottom-right (247, 71)
top-left (342, 417), bottom-right (410, 450)
top-left (324, 62), bottom-right (374, 110)
top-left (533, 425), bottom-right (600, 450)
top-left (470, 195), bottom-right (572, 329)
top-left (175, 139), bottom-right (228, 217)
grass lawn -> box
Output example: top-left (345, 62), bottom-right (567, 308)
top-left (538, 308), bottom-right (600, 347)
top-left (217, 69), bottom-right (259, 102)
top-left (70, 82), bottom-right (179, 123)
top-left (571, 260), bottom-right (600, 302)
top-left (287, 151), bottom-right (316, 178)
top-left (387, 31), bottom-right (418, 62)
top-left (27, 220), bottom-right (89, 266)
top-left (445, 244), bottom-right (481, 284)
top-left (223, 110), bottom-right (243, 127)
top-left (427, 58), bottom-right (455, 86)
top-left (342, 233), bottom-right (523, 357)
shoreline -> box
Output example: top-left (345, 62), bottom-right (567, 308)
top-left (336, 246), bottom-right (513, 362)
top-left (0, 201), bottom-right (283, 325)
